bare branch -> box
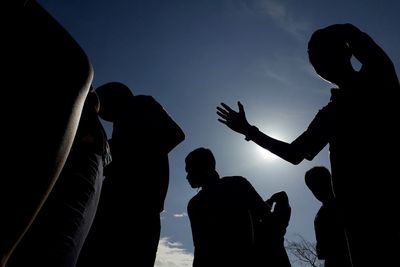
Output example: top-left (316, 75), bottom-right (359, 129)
top-left (285, 234), bottom-right (324, 267)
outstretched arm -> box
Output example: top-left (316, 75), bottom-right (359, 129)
top-left (217, 102), bottom-right (305, 164)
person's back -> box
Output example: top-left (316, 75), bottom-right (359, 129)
top-left (189, 181), bottom-right (292, 267)
top-left (188, 176), bottom-right (257, 266)
top-left (110, 94), bottom-right (181, 212)
top-left (305, 166), bottom-right (351, 267)
top-left (185, 148), bottom-right (272, 267)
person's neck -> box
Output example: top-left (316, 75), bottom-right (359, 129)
top-left (336, 70), bottom-right (359, 89)
top-left (201, 171), bottom-right (220, 189)
top-left (322, 195), bottom-right (335, 205)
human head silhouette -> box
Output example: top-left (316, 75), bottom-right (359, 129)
top-left (95, 82), bottom-right (134, 122)
top-left (308, 24), bottom-right (354, 86)
top-left (185, 147), bottom-right (219, 188)
top-left (305, 166), bottom-right (334, 203)
top-left (84, 88), bottom-right (100, 114)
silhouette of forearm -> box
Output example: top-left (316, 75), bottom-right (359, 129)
top-left (246, 127), bottom-right (304, 165)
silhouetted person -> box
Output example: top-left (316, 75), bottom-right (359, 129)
top-left (78, 82), bottom-right (185, 267)
top-left (2, 1), bottom-right (93, 266)
top-left (216, 23), bottom-right (400, 267)
top-left (256, 191), bottom-right (292, 267)
top-left (305, 166), bottom-right (351, 267)
top-left (185, 147), bottom-right (290, 267)
top-left (7, 90), bottom-right (111, 267)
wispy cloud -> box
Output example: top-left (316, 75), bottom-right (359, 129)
top-left (155, 237), bottom-right (193, 267)
top-left (243, 0), bottom-right (310, 39)
top-left (254, 53), bottom-right (309, 87)
top-left (173, 212), bottom-right (188, 218)
top-left (263, 67), bottom-right (291, 85)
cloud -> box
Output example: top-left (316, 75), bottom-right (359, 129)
top-left (263, 67), bottom-right (291, 85)
top-left (173, 212), bottom-right (188, 218)
top-left (155, 237), bottom-right (194, 267)
top-left (243, 0), bottom-right (310, 39)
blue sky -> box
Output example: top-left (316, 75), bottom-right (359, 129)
top-left (39, 0), bottom-right (400, 266)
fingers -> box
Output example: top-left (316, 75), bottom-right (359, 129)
top-left (216, 110), bottom-right (228, 120)
top-left (216, 103), bottom-right (236, 122)
top-left (238, 101), bottom-right (244, 114)
top-left (220, 102), bottom-right (234, 113)
top-left (217, 118), bottom-right (227, 125)
top-left (216, 106), bottom-right (229, 116)
top-left (216, 102), bottom-right (242, 126)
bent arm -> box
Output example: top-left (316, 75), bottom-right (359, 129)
top-left (325, 23), bottom-right (395, 71)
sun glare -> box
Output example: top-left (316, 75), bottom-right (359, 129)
top-left (254, 145), bottom-right (279, 161)
top-left (245, 122), bottom-right (290, 164)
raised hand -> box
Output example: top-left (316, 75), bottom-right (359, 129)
top-left (216, 101), bottom-right (251, 135)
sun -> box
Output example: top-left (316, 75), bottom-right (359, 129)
top-left (244, 122), bottom-right (289, 163)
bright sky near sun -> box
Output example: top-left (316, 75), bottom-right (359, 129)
top-left (39, 0), bottom-right (400, 266)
